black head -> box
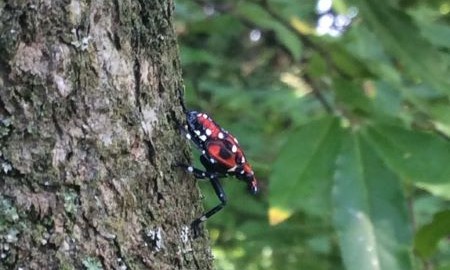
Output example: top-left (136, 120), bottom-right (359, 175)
top-left (186, 111), bottom-right (199, 128)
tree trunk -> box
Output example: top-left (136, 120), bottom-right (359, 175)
top-left (0, 1), bottom-right (213, 269)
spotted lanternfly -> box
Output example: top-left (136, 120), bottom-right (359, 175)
top-left (179, 110), bottom-right (258, 237)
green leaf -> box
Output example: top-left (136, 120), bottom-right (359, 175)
top-left (333, 134), bottom-right (413, 270)
top-left (236, 2), bottom-right (302, 60)
top-left (269, 117), bottom-right (342, 221)
top-left (334, 78), bottom-right (373, 114)
top-left (415, 182), bottom-right (450, 200)
top-left (364, 124), bottom-right (450, 185)
top-left (349, 0), bottom-right (450, 96)
top-left (418, 22), bottom-right (450, 49)
top-left (429, 102), bottom-right (450, 127)
top-left (414, 210), bottom-right (450, 258)
top-left (371, 81), bottom-right (403, 120)
top-left (327, 42), bottom-right (373, 78)
top-left (180, 46), bottom-right (222, 65)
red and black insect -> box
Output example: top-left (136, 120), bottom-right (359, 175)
top-left (179, 111), bottom-right (258, 237)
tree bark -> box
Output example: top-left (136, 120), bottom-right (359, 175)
top-left (0, 1), bottom-right (213, 269)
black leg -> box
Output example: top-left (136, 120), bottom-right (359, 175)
top-left (176, 158), bottom-right (228, 238)
top-left (191, 177), bottom-right (227, 238)
top-left (176, 163), bottom-right (225, 180)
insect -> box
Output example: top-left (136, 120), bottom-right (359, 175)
top-left (179, 111), bottom-right (258, 237)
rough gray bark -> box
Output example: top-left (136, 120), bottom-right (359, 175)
top-left (0, 1), bottom-right (213, 269)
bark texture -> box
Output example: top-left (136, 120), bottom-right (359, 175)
top-left (0, 1), bottom-right (213, 269)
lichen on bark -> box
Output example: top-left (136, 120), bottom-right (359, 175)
top-left (0, 1), bottom-right (213, 269)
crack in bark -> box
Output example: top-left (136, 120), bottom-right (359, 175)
top-left (51, 104), bottom-right (64, 138)
top-left (112, 237), bottom-right (129, 270)
top-left (133, 56), bottom-right (142, 113)
top-left (131, 13), bottom-right (142, 114)
top-left (143, 139), bottom-right (156, 166)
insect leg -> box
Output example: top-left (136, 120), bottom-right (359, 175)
top-left (176, 163), bottom-right (226, 180)
top-left (191, 176), bottom-right (227, 238)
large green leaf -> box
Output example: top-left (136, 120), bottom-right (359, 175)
top-left (349, 0), bottom-right (450, 96)
top-left (364, 125), bottom-right (450, 185)
top-left (269, 117), bottom-right (342, 223)
top-left (333, 134), bottom-right (413, 270)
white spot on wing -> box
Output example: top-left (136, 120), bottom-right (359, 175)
top-left (231, 145), bottom-right (237, 153)
top-left (188, 166), bottom-right (194, 172)
top-left (241, 157), bottom-right (245, 163)
top-left (185, 133), bottom-right (192, 140)
top-left (205, 129), bottom-right (212, 136)
top-left (227, 165), bottom-right (237, 172)
top-left (194, 130), bottom-right (201, 136)
top-left (202, 114), bottom-right (208, 119)
top-left (199, 135), bottom-right (207, 141)
top-left (218, 132), bottom-right (224, 139)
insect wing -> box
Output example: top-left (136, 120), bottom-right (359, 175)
top-left (206, 140), bottom-right (237, 169)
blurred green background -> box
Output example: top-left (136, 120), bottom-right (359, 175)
top-left (175, 0), bottom-right (450, 269)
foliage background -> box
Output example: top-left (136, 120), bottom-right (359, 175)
top-left (175, 0), bottom-right (450, 269)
